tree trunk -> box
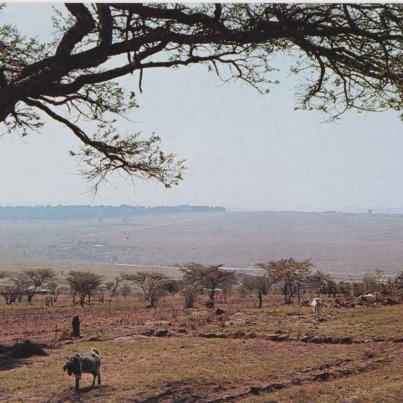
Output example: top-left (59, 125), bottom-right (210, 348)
top-left (297, 283), bottom-right (301, 305)
top-left (208, 289), bottom-right (215, 308)
top-left (150, 296), bottom-right (157, 308)
top-left (283, 284), bottom-right (288, 304)
top-left (258, 290), bottom-right (263, 309)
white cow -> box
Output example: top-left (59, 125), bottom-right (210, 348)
top-left (358, 293), bottom-right (376, 308)
top-left (311, 297), bottom-right (322, 319)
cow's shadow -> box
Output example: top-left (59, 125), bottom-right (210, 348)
top-left (49, 385), bottom-right (115, 402)
top-left (0, 354), bottom-right (31, 371)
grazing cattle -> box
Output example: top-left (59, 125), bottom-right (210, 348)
top-left (311, 297), bottom-right (322, 319)
top-left (63, 348), bottom-right (101, 391)
top-left (358, 293), bottom-right (376, 308)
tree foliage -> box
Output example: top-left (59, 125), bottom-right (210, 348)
top-left (0, 3), bottom-right (401, 187)
top-left (242, 273), bottom-right (277, 308)
top-left (0, 285), bottom-right (15, 304)
top-left (66, 271), bottom-right (103, 306)
top-left (120, 284), bottom-right (131, 301)
top-left (306, 270), bottom-right (337, 296)
top-left (257, 258), bottom-right (313, 304)
top-left (123, 271), bottom-right (169, 307)
top-left (11, 273), bottom-right (31, 303)
top-left (181, 284), bottom-right (199, 309)
top-left (47, 281), bottom-right (64, 302)
top-left (180, 262), bottom-right (234, 307)
top-left (0, 269), bottom-right (55, 304)
top-left (23, 268), bottom-right (56, 302)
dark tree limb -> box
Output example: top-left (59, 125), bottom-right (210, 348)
top-left (0, 3), bottom-right (401, 187)
top-left (56, 3), bottom-right (95, 57)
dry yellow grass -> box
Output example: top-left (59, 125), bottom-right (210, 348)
top-left (245, 354), bottom-right (403, 403)
top-left (0, 337), bottom-right (390, 403)
top-left (0, 295), bottom-right (402, 402)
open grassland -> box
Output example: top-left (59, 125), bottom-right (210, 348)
top-left (0, 294), bottom-right (402, 402)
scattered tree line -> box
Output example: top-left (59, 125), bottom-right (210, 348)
top-left (0, 269), bottom-right (56, 305)
top-left (0, 205), bottom-right (225, 221)
top-left (0, 263), bottom-right (402, 308)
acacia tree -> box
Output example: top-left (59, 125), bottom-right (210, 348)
top-left (0, 273), bottom-right (33, 304)
top-left (0, 285), bottom-right (18, 305)
top-left (11, 273), bottom-right (31, 303)
top-left (23, 268), bottom-right (56, 303)
top-left (66, 271), bottom-right (103, 306)
top-left (258, 258), bottom-right (313, 304)
top-left (120, 284), bottom-right (131, 302)
top-left (123, 271), bottom-right (169, 308)
top-left (180, 262), bottom-right (235, 308)
top-left (0, 3), bottom-right (401, 188)
top-left (107, 274), bottom-right (124, 299)
top-left (47, 281), bottom-right (64, 303)
top-left (307, 270), bottom-right (337, 297)
top-left (242, 274), bottom-right (277, 309)
top-left (181, 284), bottom-right (199, 309)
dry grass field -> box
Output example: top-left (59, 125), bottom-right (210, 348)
top-left (0, 293), bottom-right (402, 402)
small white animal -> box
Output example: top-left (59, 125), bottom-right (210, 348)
top-left (311, 297), bottom-right (322, 319)
top-left (358, 293), bottom-right (376, 308)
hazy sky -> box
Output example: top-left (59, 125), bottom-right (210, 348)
top-left (1, 4), bottom-right (402, 211)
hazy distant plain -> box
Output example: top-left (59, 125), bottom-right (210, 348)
top-left (2, 211), bottom-right (403, 279)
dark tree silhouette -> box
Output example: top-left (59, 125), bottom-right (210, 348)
top-left (23, 268), bottom-right (56, 303)
top-left (66, 271), bottom-right (103, 306)
top-left (257, 258), bottom-right (313, 305)
top-left (242, 274), bottom-right (277, 308)
top-left (180, 262), bottom-right (234, 308)
top-left (0, 3), bottom-right (401, 187)
top-left (123, 271), bottom-right (169, 308)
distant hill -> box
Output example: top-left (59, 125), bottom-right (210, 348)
top-left (1, 210), bottom-right (403, 277)
top-left (0, 205), bottom-right (225, 220)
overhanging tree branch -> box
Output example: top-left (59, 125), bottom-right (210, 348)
top-left (23, 98), bottom-right (184, 189)
top-left (0, 3), bottom-right (401, 187)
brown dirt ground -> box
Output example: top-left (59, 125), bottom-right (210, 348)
top-left (0, 295), bottom-right (402, 402)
